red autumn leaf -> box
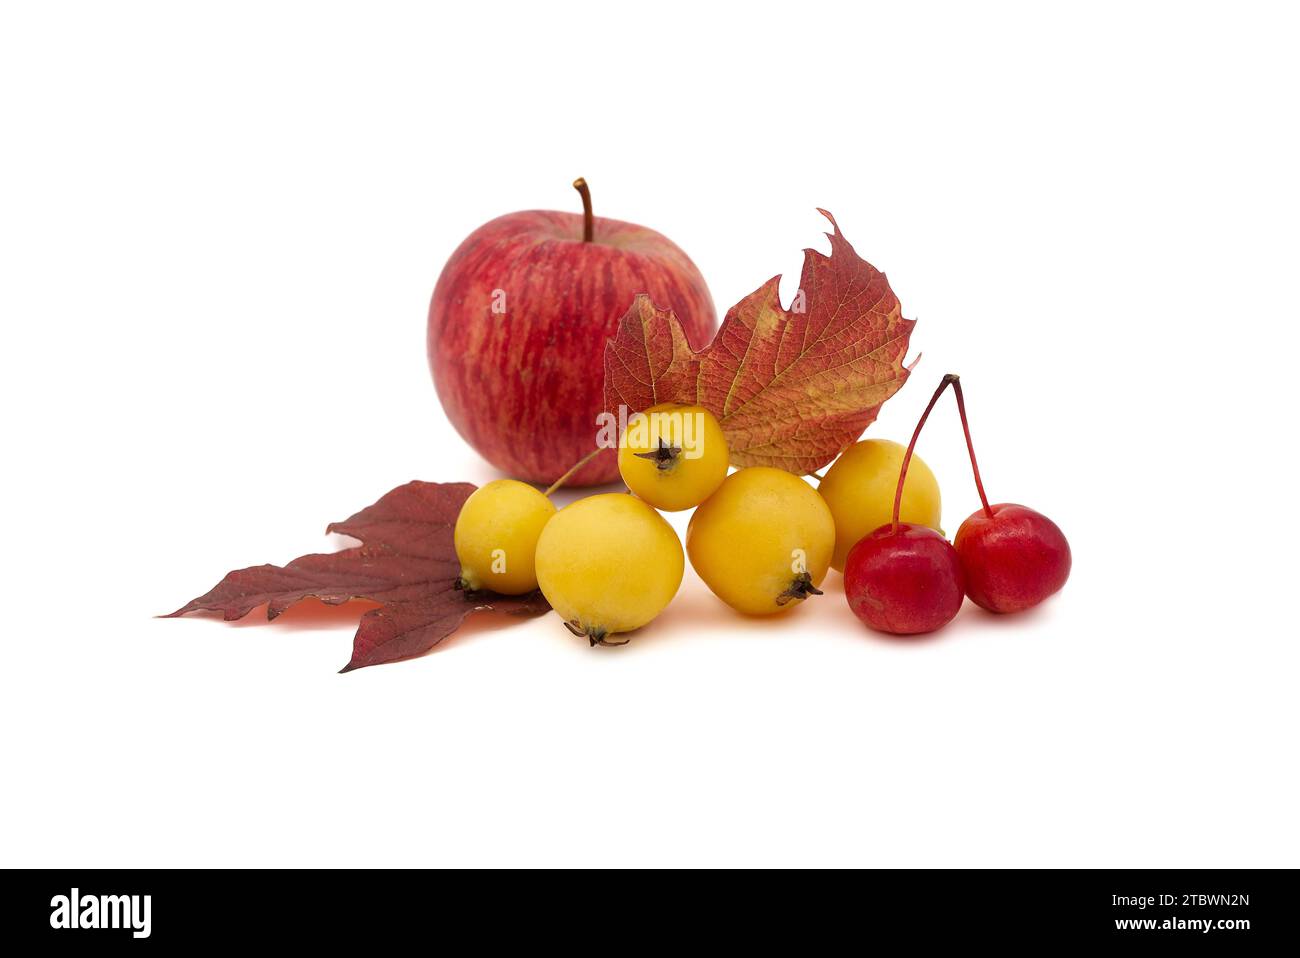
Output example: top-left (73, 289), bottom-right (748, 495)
top-left (603, 210), bottom-right (916, 474)
top-left (165, 481), bottom-right (549, 672)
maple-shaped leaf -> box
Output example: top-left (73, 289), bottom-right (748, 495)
top-left (603, 210), bottom-right (915, 474)
top-left (165, 481), bottom-right (549, 672)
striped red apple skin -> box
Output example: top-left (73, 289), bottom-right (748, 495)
top-left (428, 209), bottom-right (716, 486)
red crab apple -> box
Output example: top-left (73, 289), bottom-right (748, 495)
top-left (843, 375), bottom-right (966, 635)
top-left (947, 379), bottom-right (1071, 613)
top-left (845, 522), bottom-right (966, 634)
top-left (954, 504), bottom-right (1071, 613)
top-left (427, 179), bottom-right (717, 486)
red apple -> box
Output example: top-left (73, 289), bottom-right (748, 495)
top-left (427, 179), bottom-right (716, 486)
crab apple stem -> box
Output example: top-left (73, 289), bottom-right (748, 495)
top-left (950, 378), bottom-right (994, 519)
top-left (572, 177), bottom-right (594, 243)
top-left (545, 447), bottom-right (603, 497)
top-left (891, 373), bottom-right (960, 532)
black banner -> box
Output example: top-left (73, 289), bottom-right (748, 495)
top-left (1, 868), bottom-right (1293, 948)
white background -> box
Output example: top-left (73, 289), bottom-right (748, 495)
top-left (2, 1), bottom-right (1296, 867)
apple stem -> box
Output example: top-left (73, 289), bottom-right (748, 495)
top-left (891, 373), bottom-right (959, 532)
top-left (544, 447), bottom-right (603, 497)
top-left (572, 177), bottom-right (594, 243)
top-left (951, 378), bottom-right (994, 519)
